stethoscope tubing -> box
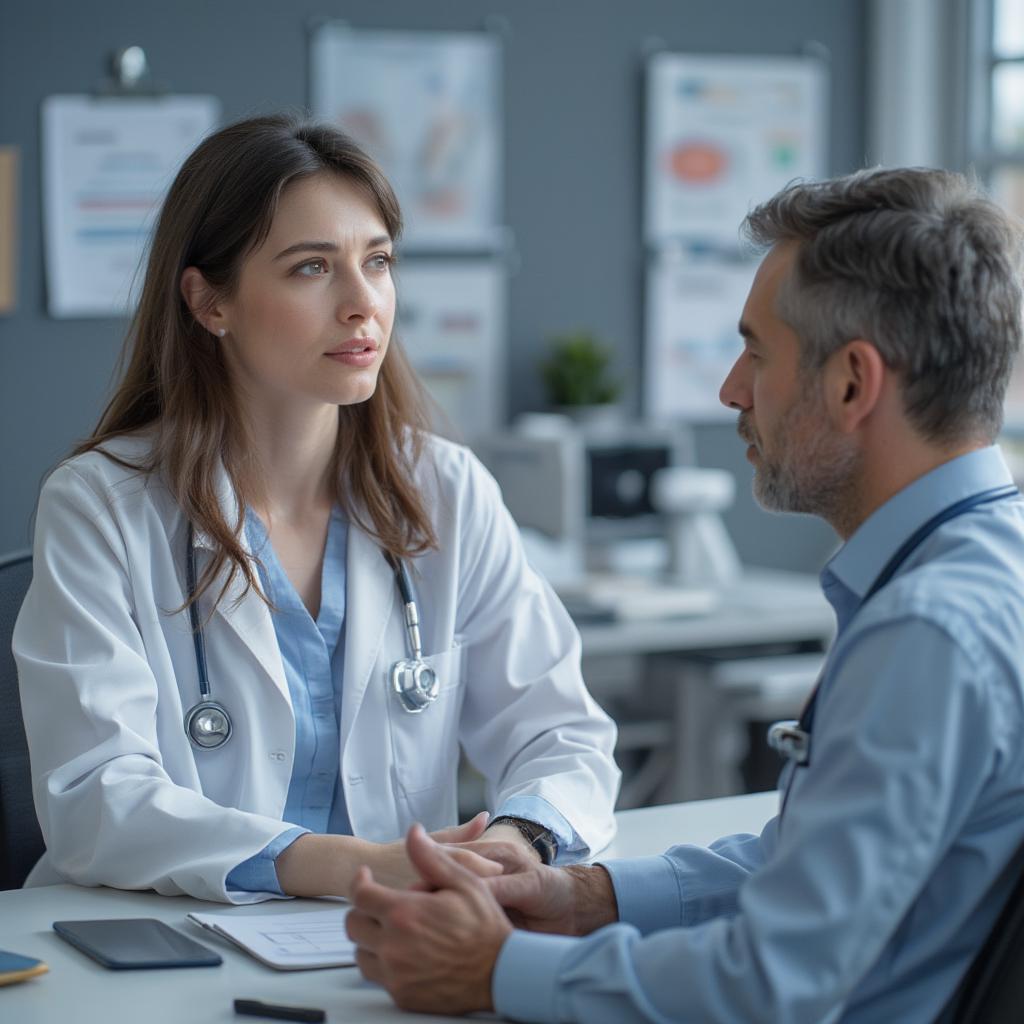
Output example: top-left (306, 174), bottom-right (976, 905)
top-left (183, 522), bottom-right (437, 750)
top-left (775, 483), bottom-right (1019, 822)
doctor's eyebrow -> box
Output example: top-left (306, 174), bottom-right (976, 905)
top-left (273, 236), bottom-right (392, 260)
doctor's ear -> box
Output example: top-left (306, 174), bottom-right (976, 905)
top-left (823, 339), bottom-right (886, 434)
top-left (180, 267), bottom-right (228, 339)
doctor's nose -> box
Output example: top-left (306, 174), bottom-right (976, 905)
top-left (335, 274), bottom-right (380, 324)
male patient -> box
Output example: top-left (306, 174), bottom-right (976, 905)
top-left (346, 168), bottom-right (1024, 1022)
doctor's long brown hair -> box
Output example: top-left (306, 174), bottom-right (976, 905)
top-left (73, 114), bottom-right (438, 610)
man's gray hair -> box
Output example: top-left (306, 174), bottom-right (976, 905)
top-left (743, 168), bottom-right (1024, 443)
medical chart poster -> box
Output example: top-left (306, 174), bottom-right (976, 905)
top-left (644, 254), bottom-right (758, 422)
top-left (645, 53), bottom-right (827, 247)
top-left (310, 25), bottom-right (502, 251)
top-left (42, 95), bottom-right (219, 318)
top-left (393, 260), bottom-right (506, 439)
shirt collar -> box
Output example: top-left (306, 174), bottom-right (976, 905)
top-left (822, 445), bottom-right (1014, 606)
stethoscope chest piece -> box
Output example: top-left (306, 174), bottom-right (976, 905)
top-left (184, 699), bottom-right (233, 749)
top-left (391, 658), bottom-right (439, 713)
top-left (767, 718), bottom-right (811, 767)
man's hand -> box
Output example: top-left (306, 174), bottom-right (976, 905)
top-left (481, 847), bottom-right (620, 936)
top-left (346, 823), bottom-right (513, 1016)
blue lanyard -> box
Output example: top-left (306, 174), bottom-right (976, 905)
top-left (792, 484), bottom-right (1019, 757)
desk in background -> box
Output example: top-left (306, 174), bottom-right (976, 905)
top-left (0, 793), bottom-right (777, 1024)
top-left (574, 569), bottom-right (834, 806)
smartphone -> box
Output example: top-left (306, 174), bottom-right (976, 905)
top-left (52, 918), bottom-right (222, 970)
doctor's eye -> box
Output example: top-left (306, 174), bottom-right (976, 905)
top-left (295, 258), bottom-right (329, 277)
top-left (366, 253), bottom-right (396, 273)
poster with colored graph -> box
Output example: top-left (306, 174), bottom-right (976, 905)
top-left (42, 95), bottom-right (219, 318)
top-left (644, 53), bottom-right (827, 247)
top-left (311, 25), bottom-right (502, 252)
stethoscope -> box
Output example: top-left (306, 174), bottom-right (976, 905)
top-left (182, 524), bottom-right (440, 750)
top-left (768, 484), bottom-right (1019, 791)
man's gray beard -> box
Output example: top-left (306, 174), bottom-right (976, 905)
top-left (751, 399), bottom-right (860, 526)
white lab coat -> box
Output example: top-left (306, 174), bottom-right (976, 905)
top-left (13, 433), bottom-right (619, 902)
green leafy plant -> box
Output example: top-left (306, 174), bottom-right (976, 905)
top-left (540, 330), bottom-right (622, 407)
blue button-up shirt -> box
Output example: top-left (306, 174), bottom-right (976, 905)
top-left (227, 509), bottom-right (584, 895)
top-left (494, 446), bottom-right (1024, 1023)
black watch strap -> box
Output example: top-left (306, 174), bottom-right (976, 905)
top-left (487, 815), bottom-right (558, 865)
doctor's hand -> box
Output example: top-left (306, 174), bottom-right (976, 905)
top-left (347, 824), bottom-right (512, 1016)
top-left (368, 812), bottom-right (505, 890)
top-left (275, 812), bottom-right (502, 899)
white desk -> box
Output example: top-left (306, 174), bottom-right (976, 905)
top-left (0, 792), bottom-right (776, 1024)
top-left (576, 568), bottom-right (833, 657)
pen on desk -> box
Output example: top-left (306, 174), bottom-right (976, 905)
top-left (233, 997), bottom-right (327, 1023)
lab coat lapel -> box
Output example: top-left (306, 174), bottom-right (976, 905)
top-left (340, 521), bottom-right (395, 749)
top-left (191, 467), bottom-right (290, 705)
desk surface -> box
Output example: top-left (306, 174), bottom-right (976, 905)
top-left (577, 569), bottom-right (834, 657)
top-left (0, 792), bottom-right (776, 1024)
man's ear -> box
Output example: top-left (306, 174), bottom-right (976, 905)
top-left (180, 267), bottom-right (228, 337)
top-left (823, 339), bottom-right (886, 434)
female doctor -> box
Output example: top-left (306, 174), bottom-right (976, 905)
top-left (13, 114), bottom-right (619, 903)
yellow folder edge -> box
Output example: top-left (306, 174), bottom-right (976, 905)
top-left (0, 961), bottom-right (49, 986)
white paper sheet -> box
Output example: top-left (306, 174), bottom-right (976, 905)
top-left (42, 94), bottom-right (219, 318)
top-left (187, 907), bottom-right (355, 971)
top-left (394, 259), bottom-right (506, 439)
top-left (644, 253), bottom-right (758, 422)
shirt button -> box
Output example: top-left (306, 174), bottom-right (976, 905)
top-left (269, 750), bottom-right (287, 763)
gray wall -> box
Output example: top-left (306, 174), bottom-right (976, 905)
top-left (1, 0), bottom-right (864, 565)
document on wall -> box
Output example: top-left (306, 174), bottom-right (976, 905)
top-left (186, 907), bottom-right (355, 970)
top-left (41, 95), bottom-right (219, 318)
top-left (645, 53), bottom-right (827, 247)
top-left (311, 23), bottom-right (503, 251)
top-left (394, 258), bottom-right (506, 438)
top-left (644, 251), bottom-right (758, 422)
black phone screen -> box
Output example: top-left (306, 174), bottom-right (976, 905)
top-left (52, 918), bottom-right (222, 970)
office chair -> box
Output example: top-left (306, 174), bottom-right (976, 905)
top-left (936, 843), bottom-right (1024, 1023)
top-left (0, 551), bottom-right (45, 890)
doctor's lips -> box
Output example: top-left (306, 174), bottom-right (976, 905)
top-left (325, 337), bottom-right (379, 367)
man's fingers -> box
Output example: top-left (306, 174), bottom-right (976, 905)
top-left (345, 908), bottom-right (382, 950)
top-left (407, 823), bottom-right (482, 893)
top-left (429, 810), bottom-right (489, 844)
top-left (355, 946), bottom-right (384, 984)
top-left (485, 870), bottom-right (538, 907)
top-left (350, 864), bottom-right (405, 917)
top-left (464, 840), bottom-right (535, 873)
top-left (446, 847), bottom-right (505, 877)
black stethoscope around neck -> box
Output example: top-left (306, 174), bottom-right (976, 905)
top-left (767, 483), bottom-right (1020, 774)
top-left (182, 524), bottom-right (440, 750)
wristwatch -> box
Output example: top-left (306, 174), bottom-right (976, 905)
top-left (487, 815), bottom-right (558, 865)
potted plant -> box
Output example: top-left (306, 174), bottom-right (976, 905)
top-left (540, 330), bottom-right (623, 426)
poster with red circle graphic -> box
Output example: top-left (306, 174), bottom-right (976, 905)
top-left (644, 53), bottom-right (827, 247)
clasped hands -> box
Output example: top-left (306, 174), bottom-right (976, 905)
top-left (345, 816), bottom-right (617, 1016)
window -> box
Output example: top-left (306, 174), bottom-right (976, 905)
top-left (976, 0), bottom-right (1024, 216)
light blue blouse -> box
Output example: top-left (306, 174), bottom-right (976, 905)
top-left (226, 508), bottom-right (583, 896)
top-left (226, 508), bottom-right (349, 893)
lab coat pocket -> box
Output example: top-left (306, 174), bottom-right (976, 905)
top-left (387, 642), bottom-right (465, 798)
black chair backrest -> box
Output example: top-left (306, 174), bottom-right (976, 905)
top-left (937, 843), bottom-right (1024, 1022)
top-left (0, 551), bottom-right (45, 890)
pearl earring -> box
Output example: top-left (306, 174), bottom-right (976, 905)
top-left (217, 328), bottom-right (226, 338)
